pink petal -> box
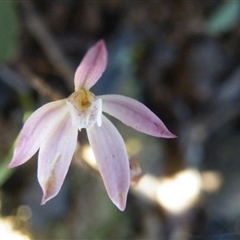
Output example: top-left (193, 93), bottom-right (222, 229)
top-left (38, 109), bottom-right (78, 204)
top-left (74, 40), bottom-right (107, 91)
top-left (8, 100), bottom-right (67, 168)
top-left (87, 115), bottom-right (130, 211)
top-left (101, 95), bottom-right (176, 138)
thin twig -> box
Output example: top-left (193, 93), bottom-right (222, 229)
top-left (19, 1), bottom-right (74, 90)
top-left (17, 63), bottom-right (64, 101)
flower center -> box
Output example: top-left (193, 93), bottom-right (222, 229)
top-left (68, 89), bottom-right (102, 130)
top-left (70, 89), bottom-right (95, 111)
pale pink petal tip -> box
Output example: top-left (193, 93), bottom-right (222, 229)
top-left (40, 189), bottom-right (57, 205)
top-left (112, 191), bottom-right (128, 211)
top-left (8, 155), bottom-right (23, 168)
top-left (40, 195), bottom-right (49, 205)
top-left (164, 131), bottom-right (177, 139)
top-left (40, 198), bottom-right (46, 205)
top-left (7, 162), bottom-right (15, 169)
top-left (74, 39), bottom-right (108, 90)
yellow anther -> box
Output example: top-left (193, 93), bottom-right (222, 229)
top-left (69, 89), bottom-right (96, 111)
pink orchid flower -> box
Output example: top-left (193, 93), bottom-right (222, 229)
top-left (8, 40), bottom-right (176, 211)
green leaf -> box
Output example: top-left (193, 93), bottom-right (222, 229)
top-left (205, 1), bottom-right (240, 36)
top-left (0, 2), bottom-right (19, 62)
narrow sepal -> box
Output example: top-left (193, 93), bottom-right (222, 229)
top-left (101, 95), bottom-right (176, 138)
top-left (74, 40), bottom-right (107, 91)
top-left (87, 115), bottom-right (130, 211)
top-left (8, 100), bottom-right (67, 168)
top-left (38, 107), bottom-right (78, 204)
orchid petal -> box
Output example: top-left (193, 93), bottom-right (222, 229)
top-left (8, 100), bottom-right (67, 168)
top-left (74, 40), bottom-right (107, 91)
top-left (66, 100), bottom-right (79, 129)
top-left (101, 95), bottom-right (176, 138)
top-left (87, 115), bottom-right (130, 211)
top-left (38, 107), bottom-right (78, 204)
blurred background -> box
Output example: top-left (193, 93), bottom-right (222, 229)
top-left (0, 1), bottom-right (240, 239)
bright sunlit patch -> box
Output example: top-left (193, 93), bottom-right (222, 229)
top-left (133, 174), bottom-right (159, 201)
top-left (82, 144), bottom-right (98, 169)
top-left (133, 169), bottom-right (202, 214)
top-left (0, 217), bottom-right (31, 240)
top-left (156, 169), bottom-right (201, 214)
